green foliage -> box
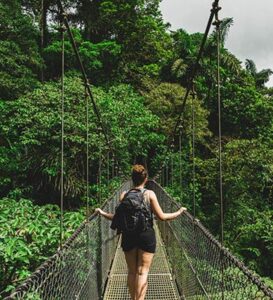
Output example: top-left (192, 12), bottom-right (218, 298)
top-left (1, 0), bottom-right (273, 293)
top-left (0, 1), bottom-right (41, 99)
top-left (144, 82), bottom-right (211, 143)
top-left (0, 76), bottom-right (163, 202)
top-left (44, 29), bottom-right (122, 82)
top-left (245, 59), bottom-right (273, 89)
top-left (0, 197), bottom-right (84, 296)
top-left (220, 83), bottom-right (273, 138)
top-left (164, 138), bottom-right (273, 279)
top-left (193, 139), bottom-right (273, 277)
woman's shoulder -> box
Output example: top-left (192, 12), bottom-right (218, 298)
top-left (144, 188), bottom-right (155, 194)
top-left (143, 189), bottom-right (156, 200)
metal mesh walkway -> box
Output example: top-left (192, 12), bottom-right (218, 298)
top-left (5, 180), bottom-right (273, 300)
top-left (103, 224), bottom-right (180, 300)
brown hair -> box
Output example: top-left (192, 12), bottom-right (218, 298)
top-left (131, 164), bottom-right (148, 186)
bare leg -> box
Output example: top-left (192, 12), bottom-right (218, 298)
top-left (135, 249), bottom-right (154, 300)
top-left (124, 248), bottom-right (138, 299)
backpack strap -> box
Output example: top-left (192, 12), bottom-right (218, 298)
top-left (125, 188), bottom-right (146, 205)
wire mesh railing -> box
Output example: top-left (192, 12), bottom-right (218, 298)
top-left (5, 179), bottom-right (273, 300)
top-left (4, 181), bottom-right (131, 300)
top-left (147, 180), bottom-right (273, 300)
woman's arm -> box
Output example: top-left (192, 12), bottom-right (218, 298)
top-left (95, 191), bottom-right (126, 220)
top-left (95, 208), bottom-right (114, 220)
top-left (149, 191), bottom-right (186, 221)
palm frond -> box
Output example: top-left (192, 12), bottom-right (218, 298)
top-left (219, 18), bottom-right (234, 44)
top-left (210, 17), bottom-right (234, 45)
top-left (221, 52), bottom-right (242, 76)
top-left (256, 69), bottom-right (273, 86)
top-left (245, 59), bottom-right (257, 76)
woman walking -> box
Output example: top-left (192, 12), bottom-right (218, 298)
top-left (95, 165), bottom-right (186, 300)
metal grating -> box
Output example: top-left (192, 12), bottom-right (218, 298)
top-left (103, 224), bottom-right (180, 300)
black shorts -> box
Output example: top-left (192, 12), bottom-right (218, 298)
top-left (121, 227), bottom-right (156, 253)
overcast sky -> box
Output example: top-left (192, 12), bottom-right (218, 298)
top-left (160, 0), bottom-right (273, 87)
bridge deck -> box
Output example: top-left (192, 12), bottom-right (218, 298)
top-left (103, 224), bottom-right (180, 300)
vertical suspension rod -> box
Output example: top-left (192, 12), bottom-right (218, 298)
top-left (214, 2), bottom-right (224, 251)
top-left (59, 14), bottom-right (65, 249)
top-left (179, 125), bottom-right (183, 199)
top-left (191, 87), bottom-right (196, 219)
top-left (56, 0), bottom-right (110, 148)
top-left (213, 3), bottom-right (224, 299)
top-left (154, 0), bottom-right (221, 181)
top-left (172, 0), bottom-right (220, 138)
top-left (40, 0), bottom-right (44, 82)
top-left (85, 86), bottom-right (89, 220)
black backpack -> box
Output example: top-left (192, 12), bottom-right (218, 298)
top-left (110, 189), bottom-right (152, 234)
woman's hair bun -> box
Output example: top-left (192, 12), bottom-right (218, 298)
top-left (132, 164), bottom-right (148, 185)
top-left (132, 164), bottom-right (145, 173)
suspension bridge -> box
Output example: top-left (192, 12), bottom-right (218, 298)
top-left (4, 0), bottom-right (273, 299)
top-left (5, 180), bottom-right (273, 299)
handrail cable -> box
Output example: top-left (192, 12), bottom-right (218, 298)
top-left (151, 180), bottom-right (273, 299)
top-left (5, 181), bottom-right (273, 299)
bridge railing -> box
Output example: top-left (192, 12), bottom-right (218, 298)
top-left (148, 180), bottom-right (273, 300)
top-left (5, 181), bottom-right (131, 300)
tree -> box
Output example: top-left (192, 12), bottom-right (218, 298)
top-left (220, 82), bottom-right (273, 138)
top-left (43, 29), bottom-right (121, 83)
top-left (193, 138), bottom-right (273, 277)
top-left (0, 76), bottom-right (163, 202)
top-left (0, 0), bottom-right (41, 99)
top-left (245, 59), bottom-right (273, 89)
top-left (70, 0), bottom-right (173, 84)
top-left (144, 82), bottom-right (211, 144)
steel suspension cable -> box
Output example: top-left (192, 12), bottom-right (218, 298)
top-left (213, 4), bottom-right (224, 299)
top-left (179, 125), bottom-right (183, 199)
top-left (172, 0), bottom-right (220, 139)
top-left (98, 138), bottom-right (102, 205)
top-left (170, 144), bottom-right (174, 188)
top-left (40, 0), bottom-right (44, 82)
top-left (111, 155), bottom-right (115, 179)
top-left (154, 0), bottom-right (220, 181)
top-left (107, 151), bottom-right (110, 188)
top-left (59, 15), bottom-right (65, 249)
top-left (85, 86), bottom-right (90, 219)
top-left (214, 4), bottom-right (224, 250)
top-left (191, 88), bottom-right (197, 219)
top-left (56, 0), bottom-right (110, 148)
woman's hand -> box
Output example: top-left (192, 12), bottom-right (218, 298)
top-left (95, 208), bottom-right (103, 215)
top-left (95, 208), bottom-right (114, 220)
top-left (179, 207), bottom-right (187, 215)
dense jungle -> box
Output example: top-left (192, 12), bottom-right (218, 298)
top-left (0, 0), bottom-right (273, 297)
